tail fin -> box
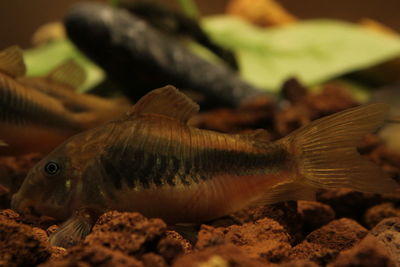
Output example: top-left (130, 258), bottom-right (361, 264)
top-left (283, 103), bottom-right (398, 193)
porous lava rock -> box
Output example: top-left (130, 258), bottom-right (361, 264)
top-left (289, 218), bottom-right (368, 265)
top-left (196, 217), bottom-right (291, 263)
top-left (328, 235), bottom-right (396, 267)
top-left (0, 219), bottom-right (50, 267)
top-left (298, 200), bottom-right (336, 233)
top-left (173, 244), bottom-right (267, 267)
top-left (39, 245), bottom-right (144, 267)
top-left (85, 211), bottom-right (167, 256)
top-left (364, 202), bottom-right (400, 228)
top-left (371, 217), bottom-right (400, 265)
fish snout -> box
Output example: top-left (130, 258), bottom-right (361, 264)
top-left (10, 193), bottom-right (37, 216)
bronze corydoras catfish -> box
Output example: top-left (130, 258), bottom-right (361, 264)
top-left (0, 46), bottom-right (128, 155)
top-left (12, 85), bottom-right (398, 247)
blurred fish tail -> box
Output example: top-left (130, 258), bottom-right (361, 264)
top-left (284, 103), bottom-right (398, 194)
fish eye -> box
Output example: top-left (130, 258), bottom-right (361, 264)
top-left (44, 162), bottom-right (61, 176)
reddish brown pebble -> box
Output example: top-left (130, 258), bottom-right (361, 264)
top-left (39, 245), bottom-right (144, 267)
top-left (317, 188), bottom-right (381, 220)
top-left (46, 224), bottom-right (59, 236)
top-left (364, 203), bottom-right (400, 228)
top-left (280, 260), bottom-right (319, 267)
top-left (196, 218), bottom-right (291, 263)
top-left (0, 208), bottom-right (20, 222)
top-left (173, 244), bottom-right (267, 267)
top-left (141, 253), bottom-right (168, 267)
top-left (0, 219), bottom-right (50, 267)
top-left (289, 218), bottom-right (368, 265)
top-left (371, 217), bottom-right (400, 265)
top-left (157, 230), bottom-right (192, 263)
top-left (328, 235), bottom-right (396, 267)
top-left (233, 202), bottom-right (302, 243)
top-left (85, 211), bottom-right (166, 256)
top-left (298, 200), bottom-right (336, 233)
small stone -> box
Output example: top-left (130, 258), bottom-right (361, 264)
top-left (298, 200), bottom-right (335, 233)
top-left (364, 203), bottom-right (400, 228)
top-left (85, 211), bottom-right (166, 256)
top-left (196, 218), bottom-right (291, 263)
top-left (280, 260), bottom-right (319, 267)
top-left (328, 235), bottom-right (396, 267)
top-left (39, 245), bottom-right (144, 267)
top-left (0, 219), bottom-right (50, 267)
top-left (157, 230), bottom-right (192, 263)
top-left (46, 224), bottom-right (59, 236)
top-left (289, 218), bottom-right (368, 265)
top-left (371, 217), bottom-right (400, 265)
top-left (173, 244), bottom-right (267, 267)
top-left (141, 253), bottom-right (168, 267)
top-left (317, 188), bottom-right (381, 221)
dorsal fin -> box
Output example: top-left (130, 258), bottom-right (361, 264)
top-left (47, 59), bottom-right (86, 89)
top-left (0, 46), bottom-right (26, 77)
top-left (128, 85), bottom-right (200, 123)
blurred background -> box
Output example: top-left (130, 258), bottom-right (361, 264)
top-left (1, 0), bottom-right (400, 48)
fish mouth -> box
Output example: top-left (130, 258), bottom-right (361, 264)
top-left (10, 194), bottom-right (40, 217)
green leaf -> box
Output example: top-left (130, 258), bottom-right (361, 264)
top-left (24, 40), bottom-right (104, 92)
top-left (202, 16), bottom-right (400, 92)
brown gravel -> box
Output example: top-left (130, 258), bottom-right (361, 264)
top-left (86, 211), bottom-right (167, 256)
top-left (371, 217), bottom-right (400, 265)
top-left (289, 218), bottom-right (368, 265)
top-left (298, 200), bottom-right (336, 234)
top-left (328, 235), bottom-right (396, 267)
top-left (0, 218), bottom-right (51, 267)
top-left (365, 202), bottom-right (400, 228)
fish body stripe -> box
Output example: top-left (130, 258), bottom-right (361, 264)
top-left (100, 141), bottom-right (289, 190)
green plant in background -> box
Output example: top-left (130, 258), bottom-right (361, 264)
top-left (202, 16), bottom-right (400, 92)
top-left (24, 40), bottom-right (104, 92)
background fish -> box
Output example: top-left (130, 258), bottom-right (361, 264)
top-left (18, 59), bottom-right (129, 115)
top-left (0, 46), bottom-right (128, 155)
top-left (11, 86), bottom-right (398, 248)
top-left (64, 2), bottom-right (267, 107)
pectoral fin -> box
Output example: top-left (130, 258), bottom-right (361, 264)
top-left (0, 140), bottom-right (7, 146)
top-left (49, 209), bottom-right (94, 248)
top-left (253, 182), bottom-right (316, 206)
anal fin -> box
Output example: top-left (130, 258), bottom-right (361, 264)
top-left (253, 182), bottom-right (316, 206)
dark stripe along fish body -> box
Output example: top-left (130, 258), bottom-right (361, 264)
top-left (64, 2), bottom-right (267, 107)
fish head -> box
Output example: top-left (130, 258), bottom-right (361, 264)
top-left (11, 142), bottom-right (81, 220)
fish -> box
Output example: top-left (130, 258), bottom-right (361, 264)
top-left (64, 2), bottom-right (267, 107)
top-left (11, 85), bottom-right (398, 248)
top-left (17, 59), bottom-right (129, 122)
top-left (0, 46), bottom-right (84, 155)
top-left (0, 46), bottom-right (128, 155)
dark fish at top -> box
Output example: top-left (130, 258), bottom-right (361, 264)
top-left (120, 0), bottom-right (239, 70)
top-left (12, 86), bottom-right (398, 247)
top-left (64, 2), bottom-right (267, 107)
